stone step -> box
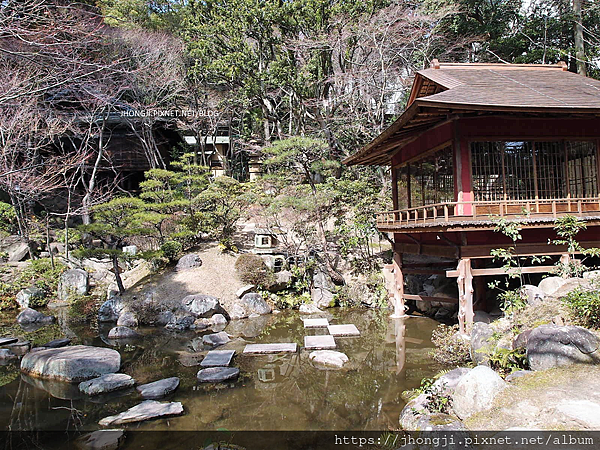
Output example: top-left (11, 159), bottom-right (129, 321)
top-left (201, 350), bottom-right (235, 367)
top-left (243, 343), bottom-right (297, 354)
top-left (304, 335), bottom-right (336, 350)
top-left (302, 318), bottom-right (329, 328)
top-left (327, 324), bottom-right (360, 337)
top-left (0, 338), bottom-right (19, 347)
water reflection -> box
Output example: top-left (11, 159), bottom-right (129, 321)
top-left (0, 309), bottom-right (441, 433)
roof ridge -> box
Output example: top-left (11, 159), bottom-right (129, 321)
top-left (435, 62), bottom-right (567, 70)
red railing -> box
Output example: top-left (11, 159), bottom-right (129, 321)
top-left (377, 197), bottom-right (600, 228)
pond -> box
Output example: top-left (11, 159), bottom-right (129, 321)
top-left (0, 308), bottom-right (442, 447)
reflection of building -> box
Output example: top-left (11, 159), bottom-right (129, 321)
top-left (345, 61), bottom-right (600, 334)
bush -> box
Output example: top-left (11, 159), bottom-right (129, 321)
top-left (430, 324), bottom-right (472, 366)
top-left (160, 240), bottom-right (183, 262)
top-left (0, 202), bottom-right (16, 234)
top-left (68, 294), bottom-right (100, 323)
top-left (234, 253), bottom-right (275, 288)
top-left (562, 288), bottom-right (600, 329)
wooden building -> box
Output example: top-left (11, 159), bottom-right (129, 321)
top-left (344, 61), bottom-right (600, 334)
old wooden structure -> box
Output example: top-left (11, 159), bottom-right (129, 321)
top-left (344, 61), bottom-right (600, 333)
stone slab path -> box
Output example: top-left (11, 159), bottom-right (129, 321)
top-left (327, 324), bottom-right (360, 337)
top-left (201, 350), bottom-right (235, 367)
top-left (304, 335), bottom-right (336, 350)
top-left (303, 318), bottom-right (329, 328)
top-left (243, 343), bottom-right (297, 354)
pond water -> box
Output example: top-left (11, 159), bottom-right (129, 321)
top-left (0, 308), bottom-right (441, 444)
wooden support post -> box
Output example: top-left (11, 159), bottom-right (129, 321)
top-left (560, 253), bottom-right (570, 279)
top-left (391, 252), bottom-right (406, 318)
top-left (457, 258), bottom-right (474, 335)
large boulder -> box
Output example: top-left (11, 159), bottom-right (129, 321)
top-left (79, 374), bottom-right (135, 396)
top-left (268, 270), bottom-right (293, 292)
top-left (299, 303), bottom-right (323, 314)
top-left (21, 345), bottom-right (121, 382)
top-left (98, 294), bottom-right (126, 323)
top-left (117, 312), bottom-right (138, 328)
top-left (16, 308), bottom-right (55, 325)
top-left (16, 286), bottom-right (46, 309)
top-left (526, 324), bottom-right (600, 371)
top-left (399, 394), bottom-right (429, 430)
top-left (229, 293), bottom-right (271, 320)
top-left (165, 314), bottom-right (195, 331)
top-left (432, 367), bottom-right (471, 395)
top-left (175, 253), bottom-right (202, 271)
top-left (452, 365), bottom-right (507, 420)
top-left (107, 326), bottom-right (140, 339)
top-left (181, 294), bottom-right (228, 318)
top-left (8, 242), bottom-right (30, 262)
top-left (99, 401), bottom-right (183, 426)
top-left (58, 269), bottom-right (89, 302)
top-left (311, 270), bottom-right (335, 309)
top-left (521, 285), bottom-right (546, 307)
top-left (470, 322), bottom-right (494, 366)
top-left (538, 276), bottom-right (567, 296)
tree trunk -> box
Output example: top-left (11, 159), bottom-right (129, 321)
top-left (573, 0), bottom-right (586, 76)
top-left (112, 252), bottom-right (125, 295)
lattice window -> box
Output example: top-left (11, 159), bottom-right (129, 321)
top-left (408, 145), bottom-right (454, 207)
top-left (471, 142), bottom-right (505, 201)
top-left (471, 140), bottom-right (598, 201)
top-left (568, 141), bottom-right (598, 198)
top-left (534, 142), bottom-right (567, 199)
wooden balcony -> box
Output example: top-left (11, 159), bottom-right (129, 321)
top-left (377, 197), bottom-right (600, 232)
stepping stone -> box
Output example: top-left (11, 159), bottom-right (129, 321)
top-left (327, 324), bottom-right (360, 337)
top-left (201, 350), bottom-right (235, 367)
top-left (309, 350), bottom-right (349, 369)
top-left (243, 343), bottom-right (297, 354)
top-left (79, 373), bottom-right (135, 396)
top-left (136, 377), bottom-right (179, 399)
top-left (41, 338), bottom-right (71, 349)
top-left (304, 335), bottom-right (336, 350)
top-left (303, 318), bottom-right (329, 328)
top-left (202, 331), bottom-right (230, 347)
top-left (99, 400), bottom-right (183, 426)
top-left (0, 338), bottom-right (18, 347)
top-left (197, 367), bottom-right (240, 383)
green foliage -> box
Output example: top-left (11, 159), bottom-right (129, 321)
top-left (0, 323), bottom-right (66, 347)
top-left (562, 288), bottom-right (600, 329)
top-left (55, 228), bottom-right (83, 248)
top-left (234, 253), bottom-right (275, 288)
top-left (498, 288), bottom-right (527, 314)
top-left (0, 202), bottom-right (16, 234)
top-left (274, 292), bottom-right (309, 310)
top-left (487, 347), bottom-right (528, 376)
top-left (68, 294), bottom-right (100, 323)
top-left (0, 258), bottom-right (66, 309)
top-left (194, 176), bottom-right (251, 242)
top-left (160, 240), bottom-right (183, 262)
top-left (413, 378), bottom-right (451, 414)
top-left (551, 215), bottom-right (600, 277)
top-left (430, 324), bottom-right (472, 366)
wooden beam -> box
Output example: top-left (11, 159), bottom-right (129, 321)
top-left (403, 269), bottom-right (447, 275)
top-left (403, 294), bottom-right (458, 304)
top-left (446, 265), bottom-right (558, 277)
